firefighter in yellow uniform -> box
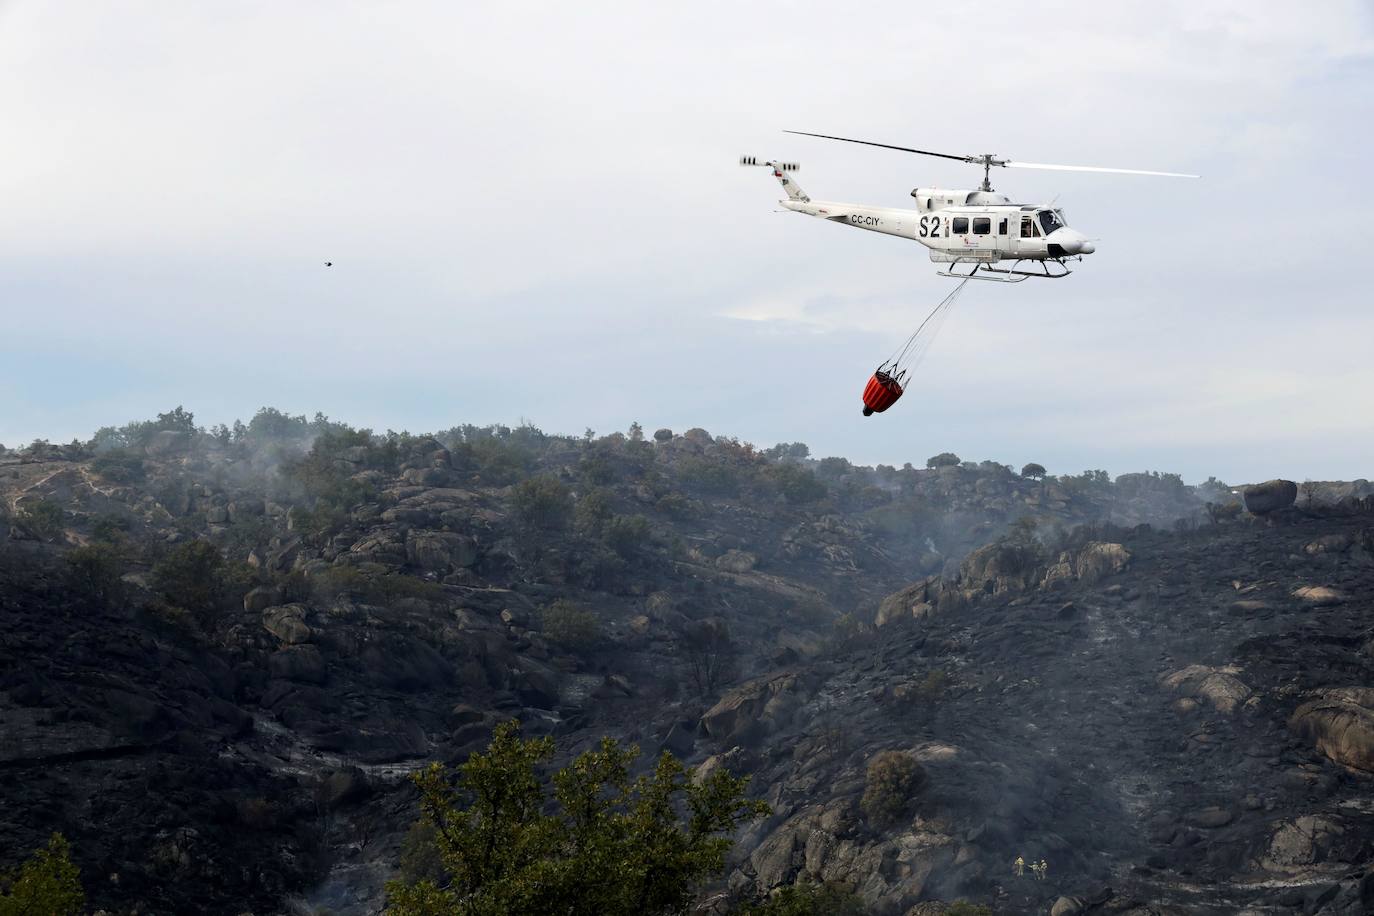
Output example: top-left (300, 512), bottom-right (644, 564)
top-left (1014, 855), bottom-right (1025, 877)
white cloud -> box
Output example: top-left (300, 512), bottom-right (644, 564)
top-left (0, 1), bottom-right (1371, 481)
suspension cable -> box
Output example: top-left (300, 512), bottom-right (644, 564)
top-left (884, 279), bottom-right (970, 377)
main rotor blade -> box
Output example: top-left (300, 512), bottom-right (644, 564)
top-left (1006, 161), bottom-right (1199, 178)
top-left (783, 130), bottom-right (973, 164)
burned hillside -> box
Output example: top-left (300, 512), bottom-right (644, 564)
top-left (1, 408), bottom-right (1371, 914)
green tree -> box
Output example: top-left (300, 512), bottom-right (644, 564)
top-left (246, 406), bottom-right (310, 441)
top-left (150, 539), bottom-right (227, 624)
top-left (764, 463), bottom-right (826, 505)
top-left (91, 450), bottom-right (146, 483)
top-left (677, 458), bottom-right (742, 497)
top-left (511, 475), bottom-right (573, 530)
top-left (0, 833), bottom-right (84, 916)
top-left (926, 452), bottom-right (961, 469)
top-left (763, 442), bottom-right (810, 461)
top-left (574, 488), bottom-right (614, 536)
top-left (814, 456), bottom-right (852, 481)
top-left (602, 514), bottom-right (651, 560)
top-left (1020, 462), bottom-right (1046, 479)
top-left (64, 544), bottom-right (128, 608)
top-left (860, 751), bottom-right (926, 828)
top-left (385, 722), bottom-right (769, 916)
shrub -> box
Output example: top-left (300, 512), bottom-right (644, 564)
top-left (678, 458), bottom-right (742, 497)
top-left (926, 452), bottom-right (961, 469)
top-left (90, 513), bottom-right (132, 544)
top-left (458, 437), bottom-right (533, 485)
top-left (16, 499), bottom-right (64, 542)
top-left (602, 514), bottom-right (651, 560)
top-left (947, 904), bottom-right (993, 916)
top-left (915, 668), bottom-right (948, 701)
top-left (654, 493), bottom-right (694, 518)
top-left (738, 880), bottom-right (863, 915)
top-left (91, 451), bottom-right (146, 483)
top-left (569, 545), bottom-right (629, 591)
top-left (223, 514), bottom-right (274, 555)
top-left (574, 488), bottom-right (614, 535)
top-left (0, 833), bottom-right (84, 915)
top-left (765, 463), bottom-right (827, 505)
top-left (677, 618), bottom-right (737, 697)
top-left (541, 600), bottom-right (601, 651)
top-left (64, 544), bottom-right (128, 608)
top-left (860, 751), bottom-right (926, 828)
top-left (372, 573), bottom-right (445, 604)
top-left (815, 456), bottom-right (852, 481)
top-left (1205, 501), bottom-right (1242, 525)
top-left (384, 723), bottom-right (769, 916)
top-left (312, 566), bottom-right (444, 605)
top-left (579, 453), bottom-right (617, 486)
top-left (150, 539), bottom-right (227, 624)
top-left (512, 475), bottom-right (573, 530)
top-left (275, 569), bottom-right (313, 604)
top-left (832, 612), bottom-right (863, 647)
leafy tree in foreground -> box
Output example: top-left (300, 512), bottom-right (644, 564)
top-left (0, 833), bottom-right (84, 916)
top-left (385, 722), bottom-right (770, 916)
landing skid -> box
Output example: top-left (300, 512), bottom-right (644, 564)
top-left (937, 258), bottom-right (1074, 283)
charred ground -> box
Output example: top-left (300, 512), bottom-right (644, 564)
top-left (0, 410), bottom-right (1371, 914)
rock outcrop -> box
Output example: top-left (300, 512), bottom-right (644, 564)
top-left (1244, 479), bottom-right (1298, 514)
top-left (1289, 688), bottom-right (1374, 772)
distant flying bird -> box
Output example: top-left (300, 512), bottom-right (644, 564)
top-left (324, 261), bottom-right (333, 267)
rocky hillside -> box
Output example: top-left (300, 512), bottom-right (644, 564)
top-left (0, 409), bottom-right (1370, 914)
top-left (712, 512), bottom-right (1374, 915)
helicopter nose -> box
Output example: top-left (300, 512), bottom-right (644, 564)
top-left (1049, 228), bottom-right (1093, 255)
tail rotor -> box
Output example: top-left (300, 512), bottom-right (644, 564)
top-left (740, 157), bottom-right (808, 202)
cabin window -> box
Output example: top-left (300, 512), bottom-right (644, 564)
top-left (1021, 217), bottom-right (1035, 238)
top-left (952, 217), bottom-right (969, 234)
top-left (998, 218), bottom-right (1008, 235)
top-left (972, 217), bottom-right (991, 235)
top-left (1037, 209), bottom-right (1065, 235)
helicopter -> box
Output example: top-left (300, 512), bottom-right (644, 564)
top-left (743, 130), bottom-right (1198, 282)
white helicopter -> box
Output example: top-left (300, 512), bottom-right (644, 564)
top-left (743, 130), bottom-right (1198, 282)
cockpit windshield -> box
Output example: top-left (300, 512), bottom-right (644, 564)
top-left (1037, 209), bottom-right (1067, 235)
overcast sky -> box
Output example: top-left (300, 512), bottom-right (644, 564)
top-left (1, 2), bottom-right (1371, 482)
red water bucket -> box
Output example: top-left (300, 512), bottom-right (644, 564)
top-left (862, 371), bottom-right (904, 416)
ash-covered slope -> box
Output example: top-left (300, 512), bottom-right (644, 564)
top-left (1, 412), bottom-right (1369, 914)
top-left (715, 513), bottom-right (1374, 914)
